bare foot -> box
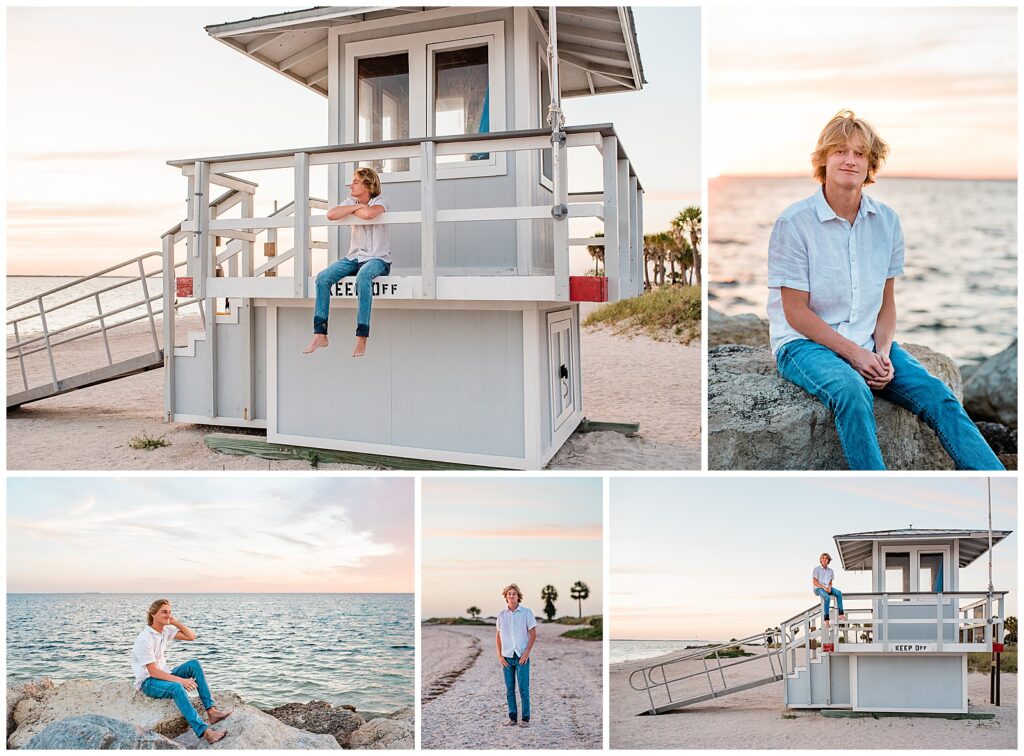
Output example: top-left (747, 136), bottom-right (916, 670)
top-left (352, 336), bottom-right (368, 357)
top-left (824, 618), bottom-right (831, 628)
top-left (208, 708), bottom-right (232, 724)
top-left (203, 729), bottom-right (226, 744)
top-left (304, 334), bottom-right (329, 354)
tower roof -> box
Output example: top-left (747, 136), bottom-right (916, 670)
top-left (833, 529), bottom-right (1012, 571)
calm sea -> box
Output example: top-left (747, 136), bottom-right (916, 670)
top-left (6, 593), bottom-right (414, 713)
top-left (709, 177), bottom-right (1018, 366)
top-left (610, 639), bottom-right (710, 665)
top-left (6, 276), bottom-right (202, 339)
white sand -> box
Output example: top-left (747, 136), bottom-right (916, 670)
top-left (611, 649), bottom-right (1017, 750)
top-left (421, 623), bottom-right (602, 749)
top-left (7, 315), bottom-right (700, 470)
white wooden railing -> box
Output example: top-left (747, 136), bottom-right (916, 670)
top-left (165, 124), bottom-right (644, 304)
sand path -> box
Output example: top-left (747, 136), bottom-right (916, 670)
top-left (7, 315), bottom-right (699, 470)
top-left (611, 649), bottom-right (1017, 750)
top-left (421, 623), bottom-right (602, 749)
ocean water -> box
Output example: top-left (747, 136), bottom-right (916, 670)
top-left (610, 639), bottom-right (710, 665)
top-left (6, 593), bottom-right (414, 713)
top-left (6, 276), bottom-right (203, 339)
top-left (709, 177), bottom-right (1018, 366)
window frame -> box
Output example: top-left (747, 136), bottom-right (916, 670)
top-left (342, 21), bottom-right (507, 184)
top-left (536, 42), bottom-right (554, 192)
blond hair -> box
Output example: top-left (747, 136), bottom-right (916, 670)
top-left (820, 552), bottom-right (832, 564)
top-left (147, 598), bottom-right (170, 626)
top-left (811, 110), bottom-right (889, 185)
top-left (353, 167), bottom-right (381, 198)
top-left (501, 583), bottom-right (523, 601)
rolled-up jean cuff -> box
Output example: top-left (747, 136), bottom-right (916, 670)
top-left (355, 323), bottom-right (370, 338)
top-left (313, 316), bottom-right (329, 335)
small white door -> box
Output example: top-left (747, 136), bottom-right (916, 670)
top-left (548, 311), bottom-right (574, 432)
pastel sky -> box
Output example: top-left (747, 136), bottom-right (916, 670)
top-left (610, 477), bottom-right (1018, 641)
top-left (6, 7), bottom-right (699, 275)
top-left (7, 477), bottom-right (413, 593)
top-left (421, 477), bottom-right (603, 619)
top-left (708, 7), bottom-right (1017, 179)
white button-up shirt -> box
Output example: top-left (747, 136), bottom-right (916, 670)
top-left (131, 624), bottom-right (179, 689)
top-left (767, 187), bottom-right (904, 355)
top-left (341, 195), bottom-right (390, 264)
top-left (496, 606), bottom-right (537, 658)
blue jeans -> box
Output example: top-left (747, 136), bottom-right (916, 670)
top-left (313, 257), bottom-right (391, 337)
top-left (814, 587), bottom-right (844, 618)
top-left (502, 653), bottom-right (530, 722)
top-left (140, 659), bottom-right (215, 737)
top-left (776, 339), bottom-right (1004, 471)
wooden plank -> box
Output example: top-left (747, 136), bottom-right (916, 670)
top-left (8, 352), bottom-right (164, 409)
top-left (204, 432), bottom-right (500, 470)
top-left (420, 140), bottom-right (437, 298)
top-left (577, 418), bottom-right (640, 436)
top-left (293, 151), bottom-right (310, 298)
top-left (602, 135), bottom-right (620, 301)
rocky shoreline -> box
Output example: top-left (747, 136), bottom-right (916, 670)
top-left (6, 679), bottom-right (413, 750)
top-left (708, 308), bottom-right (1017, 470)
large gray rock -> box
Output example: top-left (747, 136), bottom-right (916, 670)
top-left (23, 714), bottom-right (184, 750)
top-left (349, 708), bottom-right (414, 750)
top-left (708, 308), bottom-right (770, 347)
top-left (709, 343), bottom-right (969, 470)
top-left (8, 680), bottom-right (243, 749)
top-left (964, 340), bottom-right (1017, 429)
top-left (173, 704), bottom-right (339, 750)
top-left (7, 679), bottom-right (55, 740)
top-left (264, 701), bottom-right (365, 747)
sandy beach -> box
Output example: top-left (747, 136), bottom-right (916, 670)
top-left (7, 313), bottom-right (699, 470)
top-left (611, 648), bottom-right (1017, 750)
top-left (421, 622), bottom-right (602, 749)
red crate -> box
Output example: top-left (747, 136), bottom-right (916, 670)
top-left (823, 643), bottom-right (835, 653)
top-left (569, 276), bottom-right (608, 302)
top-left (176, 277), bottom-right (194, 298)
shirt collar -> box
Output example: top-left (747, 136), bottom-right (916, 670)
top-left (813, 185), bottom-right (878, 223)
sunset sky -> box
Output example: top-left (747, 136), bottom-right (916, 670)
top-left (611, 477), bottom-right (1017, 641)
top-left (7, 477), bottom-right (414, 593)
top-left (6, 6), bottom-right (699, 275)
top-left (421, 477), bottom-right (602, 619)
top-left (708, 6), bottom-right (1017, 179)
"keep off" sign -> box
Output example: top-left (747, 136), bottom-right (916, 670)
top-left (892, 643), bottom-right (936, 652)
top-left (332, 280), bottom-right (403, 297)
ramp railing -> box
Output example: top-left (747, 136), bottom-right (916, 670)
top-left (628, 631), bottom-right (785, 714)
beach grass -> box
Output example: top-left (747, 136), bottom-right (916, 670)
top-left (128, 431), bottom-right (170, 450)
top-left (968, 645), bottom-right (1017, 673)
top-left (562, 617), bottom-right (602, 641)
top-left (705, 645), bottom-right (755, 659)
top-left (552, 615), bottom-right (600, 625)
top-left (582, 285), bottom-right (701, 343)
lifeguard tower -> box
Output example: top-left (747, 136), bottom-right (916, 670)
top-left (160, 6), bottom-right (647, 469)
top-left (629, 527), bottom-right (1011, 715)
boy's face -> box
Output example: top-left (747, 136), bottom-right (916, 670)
top-left (825, 137), bottom-right (869, 189)
top-left (505, 589), bottom-right (521, 609)
top-left (153, 602), bottom-right (172, 626)
top-left (820, 555), bottom-right (830, 568)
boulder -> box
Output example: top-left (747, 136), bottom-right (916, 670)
top-left (975, 421), bottom-right (1017, 471)
top-left (964, 340), bottom-right (1017, 429)
top-left (709, 343), bottom-right (970, 470)
top-left (264, 701), bottom-right (365, 747)
top-left (8, 680), bottom-right (243, 749)
top-left (173, 704), bottom-right (339, 750)
top-left (708, 308), bottom-right (769, 347)
top-left (7, 679), bottom-right (54, 740)
top-left (349, 708), bottom-right (414, 750)
top-left (23, 714), bottom-right (184, 750)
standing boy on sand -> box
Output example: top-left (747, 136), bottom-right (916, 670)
top-left (131, 599), bottom-right (233, 744)
top-left (812, 553), bottom-right (846, 628)
top-left (496, 583), bottom-right (537, 727)
top-left (304, 166), bottom-right (390, 358)
top-left (766, 110), bottom-right (1003, 470)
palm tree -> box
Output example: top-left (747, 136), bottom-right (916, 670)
top-left (671, 206), bottom-right (702, 286)
top-left (466, 606), bottom-right (481, 620)
top-left (570, 580), bottom-right (590, 618)
top-left (1005, 616), bottom-right (1017, 644)
top-left (587, 232), bottom-right (605, 276)
top-left (642, 233), bottom-right (658, 290)
top-left (540, 585), bottom-right (558, 621)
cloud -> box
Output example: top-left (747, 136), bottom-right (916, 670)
top-left (12, 149), bottom-right (179, 162)
top-left (422, 524), bottom-right (602, 541)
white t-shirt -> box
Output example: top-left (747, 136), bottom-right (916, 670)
top-left (131, 624), bottom-right (179, 689)
top-left (496, 606), bottom-right (537, 658)
top-left (812, 566), bottom-right (835, 593)
top-left (341, 195), bottom-right (390, 263)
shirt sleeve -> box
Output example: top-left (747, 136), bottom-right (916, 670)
top-left (887, 214), bottom-right (905, 278)
top-left (526, 609), bottom-right (537, 630)
top-left (767, 217), bottom-right (810, 291)
top-left (339, 197), bottom-right (357, 206)
top-left (370, 195), bottom-right (388, 210)
top-left (133, 634), bottom-right (157, 666)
